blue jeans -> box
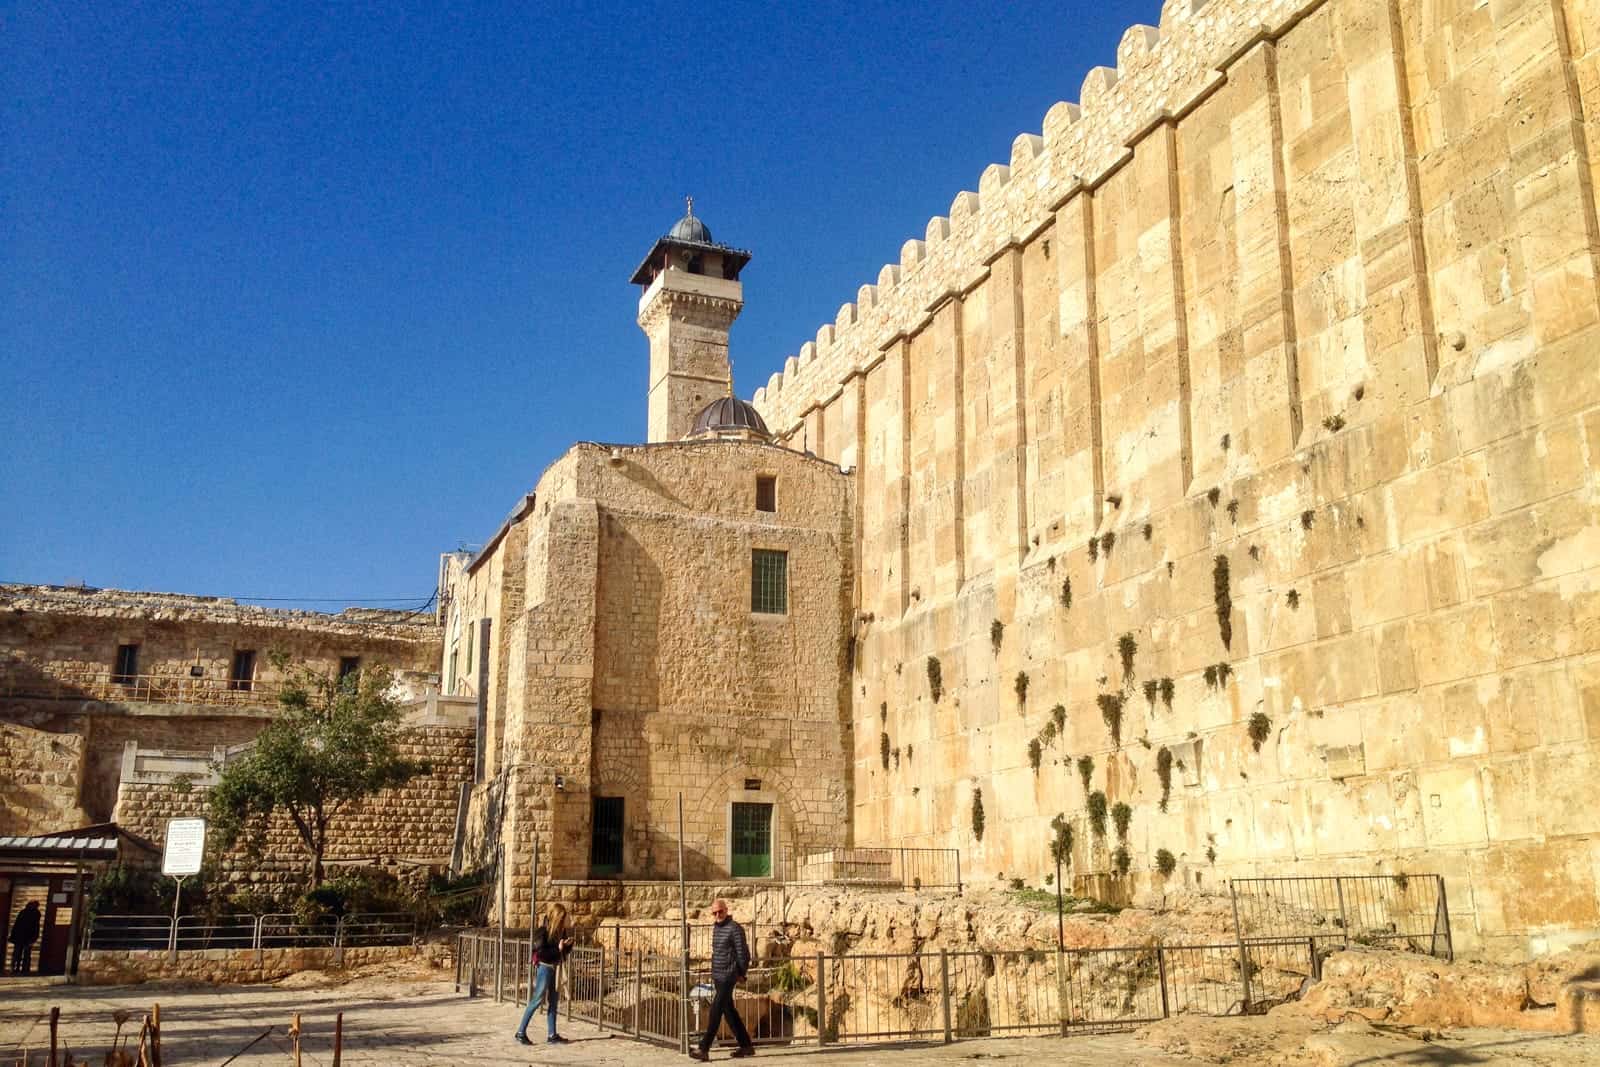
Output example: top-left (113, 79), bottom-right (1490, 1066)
top-left (517, 963), bottom-right (559, 1038)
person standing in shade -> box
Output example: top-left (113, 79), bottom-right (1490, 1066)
top-left (8, 901), bottom-right (41, 975)
top-left (514, 902), bottom-right (574, 1045)
top-left (690, 898), bottom-right (754, 1061)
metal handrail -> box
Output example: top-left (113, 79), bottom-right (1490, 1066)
top-left (0, 667), bottom-right (282, 705)
top-left (86, 911), bottom-right (418, 960)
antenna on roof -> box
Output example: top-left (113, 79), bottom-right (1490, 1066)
top-left (685, 194), bottom-right (694, 217)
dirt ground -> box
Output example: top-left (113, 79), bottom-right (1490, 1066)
top-left (4, 963), bottom-right (1600, 1066)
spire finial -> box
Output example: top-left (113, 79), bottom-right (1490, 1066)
top-left (685, 195), bottom-right (694, 218)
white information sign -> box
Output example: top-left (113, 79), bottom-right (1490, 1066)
top-left (162, 817), bottom-right (207, 876)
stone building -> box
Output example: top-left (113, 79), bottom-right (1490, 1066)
top-left (444, 206), bottom-right (854, 916)
top-left (0, 585), bottom-right (463, 968)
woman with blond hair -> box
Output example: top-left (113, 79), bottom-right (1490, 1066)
top-left (514, 902), bottom-right (575, 1045)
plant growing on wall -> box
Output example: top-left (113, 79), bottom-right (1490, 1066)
top-left (991, 619), bottom-right (1005, 654)
top-left (1049, 813), bottom-right (1073, 868)
top-left (1286, 588), bottom-right (1300, 609)
top-left (893, 746), bottom-right (901, 770)
top-left (1155, 849), bottom-right (1177, 877)
top-left (1203, 665), bottom-right (1218, 689)
top-left (1212, 554), bottom-right (1233, 650)
top-left (1159, 677), bottom-right (1175, 711)
top-left (1142, 679), bottom-right (1159, 709)
top-left (905, 744), bottom-right (913, 762)
top-left (880, 701), bottom-right (888, 723)
top-left (1061, 577), bottom-right (1073, 610)
top-left (1143, 522), bottom-right (1153, 541)
top-left (1097, 692), bottom-right (1125, 747)
top-left (1111, 801), bottom-right (1132, 842)
top-left (1038, 719), bottom-right (1057, 747)
top-left (880, 731), bottom-right (891, 770)
top-left (1206, 486), bottom-right (1221, 507)
top-left (1027, 738), bottom-right (1042, 774)
top-left (1100, 531), bottom-right (1116, 557)
top-left (1087, 536), bottom-right (1099, 563)
top-left (1156, 747), bottom-right (1174, 812)
top-left (1087, 791), bottom-right (1108, 838)
top-left (1112, 846), bottom-right (1131, 876)
top-left (1301, 509), bottom-right (1315, 530)
top-left (971, 788), bottom-right (986, 842)
top-left (927, 656), bottom-right (943, 703)
top-left (1077, 755), bottom-right (1094, 796)
top-left (209, 663), bottom-right (428, 888)
top-left (1226, 499), bottom-right (1240, 524)
top-left (1014, 671), bottom-right (1029, 707)
top-left (1051, 703), bottom-right (1067, 736)
top-left (1118, 633), bottom-right (1138, 685)
top-left (1247, 712), bottom-right (1272, 752)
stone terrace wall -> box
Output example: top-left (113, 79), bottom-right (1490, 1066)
top-left (77, 944), bottom-right (420, 986)
top-left (752, 0), bottom-right (1600, 959)
top-left (110, 725), bottom-right (475, 892)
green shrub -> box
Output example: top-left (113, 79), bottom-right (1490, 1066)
top-left (1087, 791), bottom-right (1108, 838)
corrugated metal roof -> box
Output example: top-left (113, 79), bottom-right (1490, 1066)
top-left (0, 835), bottom-right (118, 852)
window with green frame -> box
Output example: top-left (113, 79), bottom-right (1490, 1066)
top-left (730, 802), bottom-right (772, 877)
top-left (750, 549), bottom-right (788, 614)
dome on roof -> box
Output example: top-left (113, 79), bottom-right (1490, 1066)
top-left (689, 395), bottom-right (770, 440)
top-left (668, 212), bottom-right (713, 243)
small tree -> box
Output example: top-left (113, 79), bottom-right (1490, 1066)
top-left (209, 663), bottom-right (428, 888)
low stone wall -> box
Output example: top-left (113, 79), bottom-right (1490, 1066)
top-left (77, 944), bottom-right (420, 986)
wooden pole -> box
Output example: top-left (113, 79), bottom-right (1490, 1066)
top-left (289, 1012), bottom-right (302, 1067)
top-left (332, 1012), bottom-right (343, 1067)
top-left (150, 1003), bottom-right (161, 1067)
top-left (48, 1006), bottom-right (58, 1067)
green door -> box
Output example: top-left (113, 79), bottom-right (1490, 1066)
top-left (730, 803), bottom-right (772, 877)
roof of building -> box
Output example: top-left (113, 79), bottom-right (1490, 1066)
top-left (629, 202), bottom-right (752, 285)
top-left (0, 823), bottom-right (159, 864)
top-left (689, 396), bottom-right (771, 439)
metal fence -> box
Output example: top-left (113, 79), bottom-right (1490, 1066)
top-left (458, 933), bottom-right (1316, 1049)
top-left (87, 912), bottom-right (416, 962)
top-left (588, 921), bottom-right (790, 965)
top-left (1228, 873), bottom-right (1452, 961)
top-left (790, 848), bottom-right (962, 892)
top-left (456, 872), bottom-right (1451, 1052)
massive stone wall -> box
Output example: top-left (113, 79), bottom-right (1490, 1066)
top-left (752, 0), bottom-right (1600, 959)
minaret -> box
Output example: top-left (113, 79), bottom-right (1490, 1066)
top-left (630, 198), bottom-right (752, 443)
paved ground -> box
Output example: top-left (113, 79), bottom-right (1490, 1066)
top-left (4, 973), bottom-right (1600, 1066)
top-left (0, 974), bottom-right (1149, 1066)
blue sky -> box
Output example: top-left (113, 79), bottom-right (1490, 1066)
top-left (2, 1), bottom-right (1157, 610)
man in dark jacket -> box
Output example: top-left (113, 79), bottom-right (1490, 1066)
top-left (691, 898), bottom-right (753, 1061)
top-left (8, 901), bottom-right (41, 975)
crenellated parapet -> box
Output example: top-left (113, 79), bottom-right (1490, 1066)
top-left (751, 0), bottom-right (1311, 435)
